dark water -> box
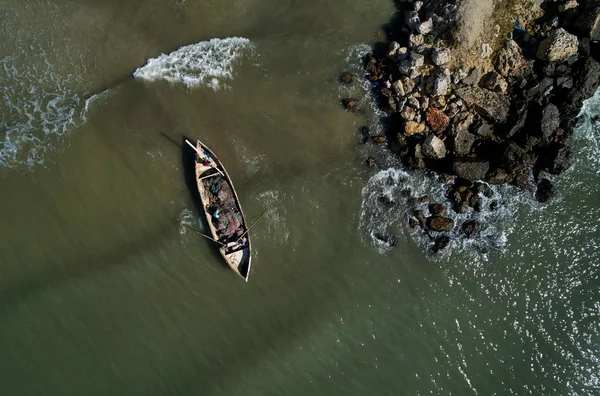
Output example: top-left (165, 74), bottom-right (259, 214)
top-left (1, 1), bottom-right (599, 395)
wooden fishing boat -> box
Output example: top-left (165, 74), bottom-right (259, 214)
top-left (187, 139), bottom-right (252, 281)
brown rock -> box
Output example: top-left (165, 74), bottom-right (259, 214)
top-left (342, 99), bottom-right (359, 110)
top-left (429, 203), bottom-right (447, 216)
top-left (426, 107), bottom-right (450, 132)
top-left (427, 216), bottom-right (455, 232)
top-left (365, 157), bottom-right (377, 167)
top-left (371, 136), bottom-right (387, 143)
top-left (340, 72), bottom-right (353, 83)
top-left (404, 121), bottom-right (426, 135)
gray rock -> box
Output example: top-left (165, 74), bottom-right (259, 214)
top-left (427, 216), bottom-right (455, 232)
top-left (414, 1), bottom-right (423, 12)
top-left (453, 160), bottom-right (490, 181)
top-left (431, 48), bottom-right (452, 66)
top-left (422, 134), bottom-right (447, 159)
top-left (480, 72), bottom-right (508, 93)
top-left (446, 103), bottom-right (460, 118)
top-left (473, 119), bottom-right (494, 139)
top-left (453, 67), bottom-right (468, 84)
top-left (462, 220), bottom-right (479, 237)
top-left (461, 68), bottom-right (480, 85)
top-left (406, 11), bottom-right (421, 31)
top-left (418, 19), bottom-right (433, 35)
top-left (411, 52), bottom-right (425, 67)
top-left (495, 39), bottom-right (527, 77)
top-left (397, 47), bottom-right (409, 60)
top-left (557, 76), bottom-right (574, 89)
top-left (536, 28), bottom-right (579, 63)
top-left (419, 96), bottom-right (429, 110)
top-left (541, 104), bottom-right (560, 138)
top-left (454, 128), bottom-right (476, 156)
top-left (406, 95), bottom-right (420, 109)
top-left (502, 143), bottom-right (531, 172)
top-left (409, 33), bottom-right (425, 49)
top-left (428, 73), bottom-right (450, 96)
top-left (455, 86), bottom-right (510, 123)
top-left (535, 178), bottom-right (556, 203)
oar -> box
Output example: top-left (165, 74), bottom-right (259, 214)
top-left (236, 211), bottom-right (267, 242)
top-left (185, 139), bottom-right (225, 177)
top-left (180, 223), bottom-right (227, 247)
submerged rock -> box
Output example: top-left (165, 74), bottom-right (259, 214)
top-left (535, 178), bottom-right (556, 202)
top-left (462, 220), bottom-right (479, 237)
top-left (340, 72), bottom-right (353, 83)
top-left (341, 98), bottom-right (359, 110)
top-left (432, 235), bottom-right (451, 252)
top-left (427, 216), bottom-right (455, 232)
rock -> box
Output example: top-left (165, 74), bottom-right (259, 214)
top-left (453, 128), bottom-right (476, 156)
top-left (404, 121), bottom-right (426, 135)
top-left (559, 1), bottom-right (578, 12)
top-left (408, 195), bottom-right (429, 205)
top-left (428, 73), bottom-right (450, 96)
top-left (373, 233), bottom-right (397, 247)
top-left (426, 107), bottom-right (450, 132)
top-left (378, 88), bottom-right (397, 114)
top-left (535, 178), bottom-right (556, 203)
top-left (414, 210), bottom-right (427, 227)
top-left (495, 39), bottom-right (527, 77)
top-left (340, 72), bottom-right (353, 83)
top-left (502, 143), bottom-right (531, 172)
top-left (557, 76), bottom-right (574, 89)
top-left (419, 96), bottom-right (430, 110)
top-left (422, 134), bottom-right (447, 159)
top-left (406, 95), bottom-right (420, 109)
top-left (473, 118), bottom-right (494, 139)
top-left (480, 72), bottom-right (508, 93)
top-left (455, 86), bottom-right (510, 123)
top-left (462, 68), bottom-right (480, 85)
top-left (405, 11), bottom-right (421, 30)
top-left (536, 28), bottom-right (579, 63)
top-left (432, 236), bottom-right (451, 253)
top-left (431, 95), bottom-right (446, 108)
top-left (481, 43), bottom-right (493, 59)
top-left (541, 104), bottom-right (560, 138)
top-left (486, 168), bottom-right (509, 184)
top-left (410, 52), bottom-right (425, 67)
top-left (401, 106), bottom-right (416, 121)
top-left (563, 57), bottom-right (600, 120)
top-left (409, 218), bottom-right (421, 228)
top-left (537, 143), bottom-right (572, 175)
top-left (409, 33), bottom-right (425, 49)
top-left (413, 1), bottom-right (423, 12)
top-left (418, 19), bottom-right (433, 35)
top-left (453, 67), bottom-right (469, 84)
top-left (388, 41), bottom-right (401, 57)
top-left (427, 216), bottom-right (455, 232)
top-left (342, 99), bottom-right (359, 110)
top-left (378, 195), bottom-right (395, 207)
top-left (392, 80), bottom-right (405, 97)
top-left (432, 48), bottom-right (452, 66)
top-left (462, 220), bottom-right (479, 237)
top-left (359, 126), bottom-right (370, 144)
top-left (575, 2), bottom-right (600, 41)
top-left (453, 160), bottom-right (490, 181)
top-left (365, 157), bottom-right (377, 167)
top-left (407, 144), bottom-right (426, 169)
top-left (429, 203), bottom-right (447, 217)
top-left (371, 136), bottom-right (387, 143)
top-left (401, 77), bottom-right (416, 94)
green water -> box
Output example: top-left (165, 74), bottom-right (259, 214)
top-left (1, 1), bottom-right (599, 395)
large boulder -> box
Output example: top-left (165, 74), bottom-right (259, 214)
top-left (535, 178), bottom-right (556, 203)
top-left (575, 0), bottom-right (600, 41)
top-left (427, 216), bottom-right (455, 232)
top-left (456, 86), bottom-right (510, 123)
top-left (536, 28), bottom-right (579, 63)
top-left (502, 143), bottom-right (531, 172)
top-left (453, 160), bottom-right (490, 181)
top-left (422, 134), bottom-right (447, 159)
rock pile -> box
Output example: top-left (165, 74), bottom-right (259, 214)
top-left (343, 0), bottom-right (600, 252)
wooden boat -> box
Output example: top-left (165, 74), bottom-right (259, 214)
top-left (187, 139), bottom-right (252, 281)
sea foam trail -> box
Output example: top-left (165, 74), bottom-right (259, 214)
top-left (133, 37), bottom-right (254, 90)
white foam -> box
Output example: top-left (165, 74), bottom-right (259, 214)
top-left (133, 37), bottom-right (254, 89)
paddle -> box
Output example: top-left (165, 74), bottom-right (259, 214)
top-left (236, 211), bottom-right (267, 243)
top-left (184, 139), bottom-right (225, 177)
top-left (180, 223), bottom-right (227, 247)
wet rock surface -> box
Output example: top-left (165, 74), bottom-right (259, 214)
top-left (343, 0), bottom-right (600, 253)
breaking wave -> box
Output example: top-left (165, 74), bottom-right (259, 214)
top-left (133, 37), bottom-right (254, 90)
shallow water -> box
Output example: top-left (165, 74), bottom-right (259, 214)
top-left (1, 1), bottom-right (599, 395)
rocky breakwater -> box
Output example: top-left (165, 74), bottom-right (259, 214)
top-left (342, 0), bottom-right (600, 252)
